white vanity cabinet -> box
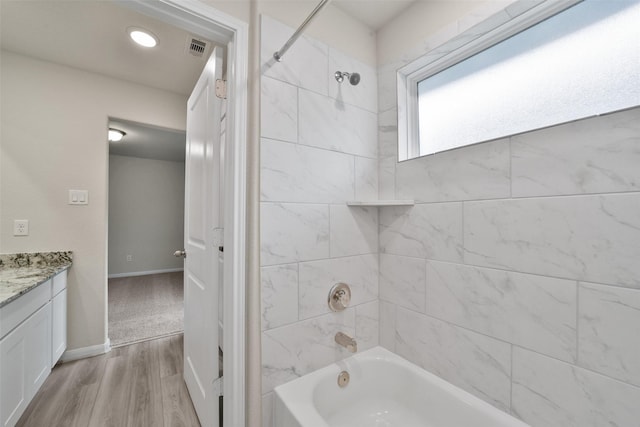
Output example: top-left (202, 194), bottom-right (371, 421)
top-left (0, 269), bottom-right (67, 427)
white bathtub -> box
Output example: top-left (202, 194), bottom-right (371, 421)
top-left (273, 346), bottom-right (529, 427)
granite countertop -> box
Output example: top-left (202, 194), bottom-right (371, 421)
top-left (0, 252), bottom-right (73, 308)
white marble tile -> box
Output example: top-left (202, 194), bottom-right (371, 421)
top-left (260, 15), bottom-right (328, 95)
top-left (379, 300), bottom-right (396, 351)
top-left (512, 347), bottom-right (640, 427)
top-left (377, 61), bottom-right (401, 113)
top-left (380, 203), bottom-right (463, 262)
top-left (328, 48), bottom-right (377, 113)
top-left (511, 108), bottom-right (640, 197)
top-left (378, 108), bottom-right (398, 159)
top-left (395, 139), bottom-right (511, 202)
top-left (262, 392), bottom-right (274, 427)
top-left (433, 30), bottom-right (485, 60)
top-left (464, 193), bottom-right (640, 288)
top-left (356, 301), bottom-right (379, 352)
top-left (261, 264), bottom-right (298, 331)
top-left (298, 254), bottom-right (378, 320)
top-left (260, 203), bottom-right (329, 266)
top-left (299, 89), bottom-right (377, 159)
top-left (261, 138), bottom-right (355, 203)
top-left (579, 282), bottom-right (640, 387)
top-left (262, 309), bottom-right (356, 393)
top-left (418, 20), bottom-right (461, 59)
top-left (457, 8), bottom-right (511, 40)
top-left (260, 77), bottom-right (297, 143)
top-left (354, 157), bottom-right (378, 201)
top-left (427, 261), bottom-right (577, 362)
top-left (378, 156), bottom-right (396, 200)
top-left (395, 307), bottom-right (512, 411)
top-left (504, 0), bottom-right (546, 18)
top-left (379, 254), bottom-right (426, 313)
top-left (329, 205), bottom-right (377, 258)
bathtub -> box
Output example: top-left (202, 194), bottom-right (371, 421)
top-left (273, 346), bottom-right (529, 427)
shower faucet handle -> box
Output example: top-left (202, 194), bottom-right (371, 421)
top-left (328, 283), bottom-right (351, 311)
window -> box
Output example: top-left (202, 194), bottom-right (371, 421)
top-left (398, 0), bottom-right (640, 160)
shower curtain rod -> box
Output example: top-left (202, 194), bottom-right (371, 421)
top-left (273, 0), bottom-right (331, 62)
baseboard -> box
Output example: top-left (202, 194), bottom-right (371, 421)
top-left (60, 338), bottom-right (111, 363)
top-left (108, 268), bottom-right (184, 279)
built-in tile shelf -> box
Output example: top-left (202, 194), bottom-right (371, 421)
top-left (347, 200), bottom-right (415, 207)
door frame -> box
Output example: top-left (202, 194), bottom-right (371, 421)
top-left (117, 1), bottom-right (247, 425)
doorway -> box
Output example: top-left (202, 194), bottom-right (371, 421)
top-left (108, 2), bottom-right (248, 425)
top-left (107, 119), bottom-right (187, 347)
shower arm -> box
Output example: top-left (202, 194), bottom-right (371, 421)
top-left (273, 0), bottom-right (331, 62)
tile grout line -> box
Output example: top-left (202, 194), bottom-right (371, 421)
top-left (393, 304), bottom-right (640, 391)
top-left (575, 282), bottom-right (580, 366)
top-left (375, 253), bottom-right (640, 292)
top-left (261, 135), bottom-right (379, 160)
top-left (510, 343), bottom-right (514, 413)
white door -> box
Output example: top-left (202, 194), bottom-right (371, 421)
top-left (183, 47), bottom-right (223, 427)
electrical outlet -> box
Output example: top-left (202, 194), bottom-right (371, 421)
top-left (126, 254), bottom-right (132, 262)
top-left (13, 220), bottom-right (29, 236)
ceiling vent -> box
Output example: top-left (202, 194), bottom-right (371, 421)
top-left (186, 37), bottom-right (208, 57)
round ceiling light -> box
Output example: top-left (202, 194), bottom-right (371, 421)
top-left (108, 128), bottom-right (126, 142)
top-left (128, 28), bottom-right (158, 48)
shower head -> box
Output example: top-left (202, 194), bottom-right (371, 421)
top-left (335, 71), bottom-right (361, 86)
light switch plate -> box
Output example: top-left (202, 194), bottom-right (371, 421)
top-left (68, 189), bottom-right (89, 205)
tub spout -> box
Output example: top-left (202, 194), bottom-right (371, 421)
top-left (335, 332), bottom-right (357, 353)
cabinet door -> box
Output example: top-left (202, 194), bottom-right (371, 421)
top-left (25, 302), bottom-right (52, 399)
top-left (0, 320), bottom-right (28, 427)
top-left (1, 303), bottom-right (52, 427)
top-left (51, 289), bottom-right (67, 367)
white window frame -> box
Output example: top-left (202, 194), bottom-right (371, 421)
top-left (397, 0), bottom-right (582, 161)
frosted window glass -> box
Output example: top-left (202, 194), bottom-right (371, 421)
top-left (417, 0), bottom-right (640, 156)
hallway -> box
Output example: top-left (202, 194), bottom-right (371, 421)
top-left (16, 335), bottom-right (199, 427)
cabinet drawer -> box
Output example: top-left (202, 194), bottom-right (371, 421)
top-left (0, 280), bottom-right (52, 339)
top-left (52, 270), bottom-right (67, 296)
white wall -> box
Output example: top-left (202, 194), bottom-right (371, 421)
top-left (0, 51), bottom-right (187, 350)
top-left (376, 2), bottom-right (640, 426)
top-left (259, 15), bottom-right (379, 426)
top-left (108, 154), bottom-right (185, 276)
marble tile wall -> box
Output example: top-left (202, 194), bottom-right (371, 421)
top-left (259, 3), bottom-right (640, 426)
top-left (259, 16), bottom-right (379, 425)
top-left (379, 54), bottom-right (640, 427)
top-left (376, 4), bottom-right (640, 426)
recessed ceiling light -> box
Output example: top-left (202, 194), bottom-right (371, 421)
top-left (128, 28), bottom-right (158, 48)
top-left (108, 128), bottom-right (126, 142)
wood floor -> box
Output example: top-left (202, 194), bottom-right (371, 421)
top-left (17, 334), bottom-right (200, 427)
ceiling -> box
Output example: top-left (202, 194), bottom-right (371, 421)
top-left (333, 0), bottom-right (417, 30)
top-left (0, 1), bottom-right (417, 95)
top-left (0, 0), bottom-right (414, 161)
top-left (0, 0), bottom-right (215, 97)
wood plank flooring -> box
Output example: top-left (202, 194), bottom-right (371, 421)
top-left (17, 334), bottom-right (200, 427)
